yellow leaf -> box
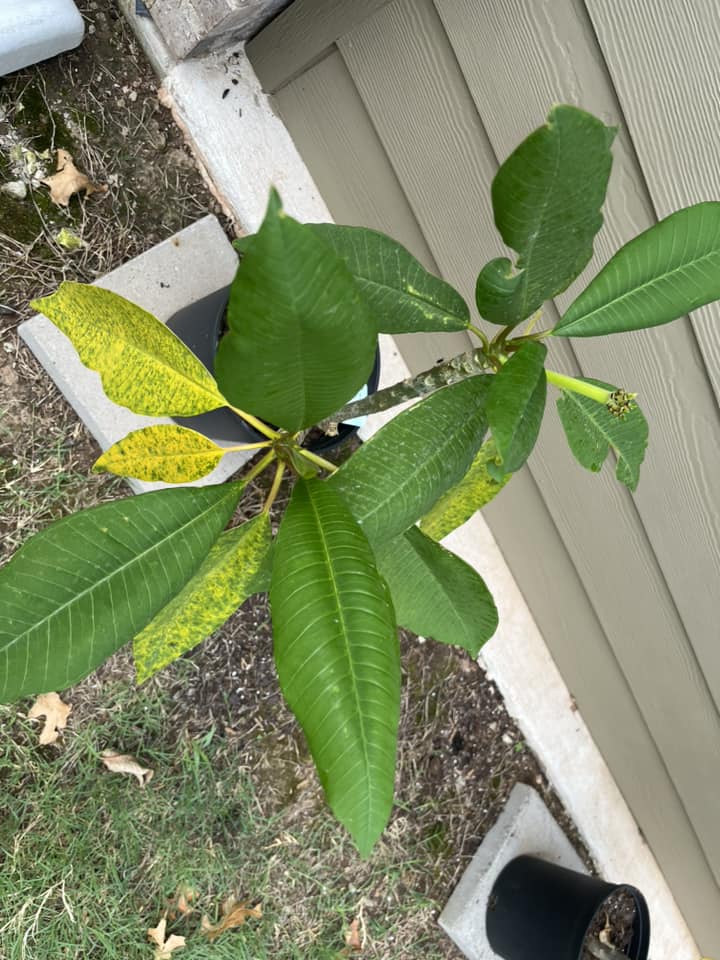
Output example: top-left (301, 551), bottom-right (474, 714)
top-left (28, 692), bottom-right (72, 745)
top-left (93, 425), bottom-right (227, 483)
top-left (419, 438), bottom-right (510, 541)
top-left (31, 282), bottom-right (227, 417)
top-left (41, 149), bottom-right (108, 207)
top-left (147, 916), bottom-right (186, 959)
top-left (101, 750), bottom-right (154, 786)
top-left (133, 515), bottom-right (271, 683)
top-left (54, 227), bottom-right (85, 250)
top-left (200, 897), bottom-right (262, 942)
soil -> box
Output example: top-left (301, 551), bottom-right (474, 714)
top-left (582, 889), bottom-right (638, 960)
top-left (1, 5), bottom-right (592, 957)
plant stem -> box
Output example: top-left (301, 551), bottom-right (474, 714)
top-left (297, 448), bottom-right (338, 474)
top-left (242, 450), bottom-right (276, 485)
top-left (226, 405), bottom-right (279, 440)
top-left (319, 347), bottom-right (492, 432)
top-left (263, 462), bottom-right (286, 513)
top-left (506, 328), bottom-right (553, 347)
top-left (545, 369), bottom-right (612, 404)
top-left (223, 441), bottom-right (272, 453)
top-left (468, 322), bottom-right (490, 350)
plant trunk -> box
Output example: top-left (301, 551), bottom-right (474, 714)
top-left (321, 347), bottom-right (490, 433)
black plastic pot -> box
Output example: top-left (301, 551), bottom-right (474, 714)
top-left (485, 855), bottom-right (650, 960)
top-left (165, 285), bottom-right (381, 451)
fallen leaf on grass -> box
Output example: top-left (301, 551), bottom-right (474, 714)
top-left (167, 884), bottom-right (199, 920)
top-left (345, 918), bottom-right (362, 952)
top-left (41, 149), bottom-right (108, 207)
top-left (28, 692), bottom-right (72, 745)
top-left (147, 916), bottom-right (185, 959)
top-left (101, 750), bottom-right (154, 786)
top-left (201, 896), bottom-right (262, 942)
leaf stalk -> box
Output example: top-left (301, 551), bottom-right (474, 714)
top-left (263, 462), bottom-right (287, 513)
top-left (545, 369), bottom-right (611, 403)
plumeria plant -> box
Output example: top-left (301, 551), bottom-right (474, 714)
top-left (3, 105), bottom-right (720, 855)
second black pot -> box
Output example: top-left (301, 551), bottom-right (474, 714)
top-left (485, 855), bottom-right (650, 960)
top-left (166, 286), bottom-right (380, 451)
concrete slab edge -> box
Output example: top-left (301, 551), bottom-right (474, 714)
top-left (113, 21), bottom-right (700, 960)
top-left (439, 783), bottom-right (587, 960)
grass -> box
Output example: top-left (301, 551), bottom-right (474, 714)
top-left (0, 679), bottom-right (447, 960)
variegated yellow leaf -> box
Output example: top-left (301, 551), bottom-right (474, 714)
top-left (133, 515), bottom-right (271, 682)
top-left (31, 282), bottom-right (226, 416)
top-left (419, 438), bottom-right (510, 541)
top-left (93, 425), bottom-right (228, 483)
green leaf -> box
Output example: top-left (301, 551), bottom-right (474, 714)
top-left (487, 342), bottom-right (547, 476)
top-left (31, 282), bottom-right (226, 416)
top-left (0, 483), bottom-right (243, 702)
top-left (233, 234), bottom-right (252, 256)
top-left (133, 515), bottom-right (271, 682)
top-left (270, 480), bottom-right (400, 856)
top-left (554, 202), bottom-right (720, 337)
top-left (375, 526), bottom-right (497, 656)
top-left (328, 376), bottom-right (491, 548)
top-left (308, 223), bottom-right (470, 333)
top-left (419, 438), bottom-right (510, 540)
top-left (215, 190), bottom-right (378, 432)
top-left (556, 379), bottom-right (648, 491)
top-left (93, 425), bottom-right (229, 483)
top-left (476, 105), bottom-right (616, 325)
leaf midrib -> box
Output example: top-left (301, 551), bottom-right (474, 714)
top-left (0, 488), bottom-right (237, 662)
top-left (306, 487), bottom-right (374, 831)
top-left (514, 130), bottom-right (562, 318)
top-left (356, 275), bottom-right (465, 324)
top-left (62, 309), bottom-right (225, 408)
top-left (560, 244), bottom-right (720, 331)
top-left (561, 390), bottom-right (626, 461)
top-left (356, 406), bottom-right (485, 529)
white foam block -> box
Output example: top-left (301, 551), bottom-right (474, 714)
top-left (0, 0), bottom-right (84, 77)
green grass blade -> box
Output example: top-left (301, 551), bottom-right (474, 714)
top-left (216, 190), bottom-right (378, 432)
top-left (31, 282), bottom-right (226, 416)
top-left (270, 480), bottom-right (400, 857)
top-left (556, 379), bottom-right (648, 491)
top-left (476, 105), bottom-right (615, 325)
top-left (133, 514), bottom-right (271, 682)
top-left (308, 223), bottom-right (470, 333)
top-left (487, 342), bottom-right (547, 476)
top-left (554, 202), bottom-right (720, 337)
top-left (375, 527), bottom-right (498, 656)
top-left (328, 376), bottom-right (491, 548)
top-left (0, 483), bottom-right (242, 701)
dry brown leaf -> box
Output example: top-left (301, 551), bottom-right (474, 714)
top-left (28, 692), bottom-right (72, 745)
top-left (167, 884), bottom-right (198, 920)
top-left (41, 148), bottom-right (108, 207)
top-left (200, 896), bottom-right (262, 942)
top-left (100, 750), bottom-right (154, 786)
top-left (345, 918), bottom-right (362, 952)
top-left (147, 916), bottom-right (186, 959)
